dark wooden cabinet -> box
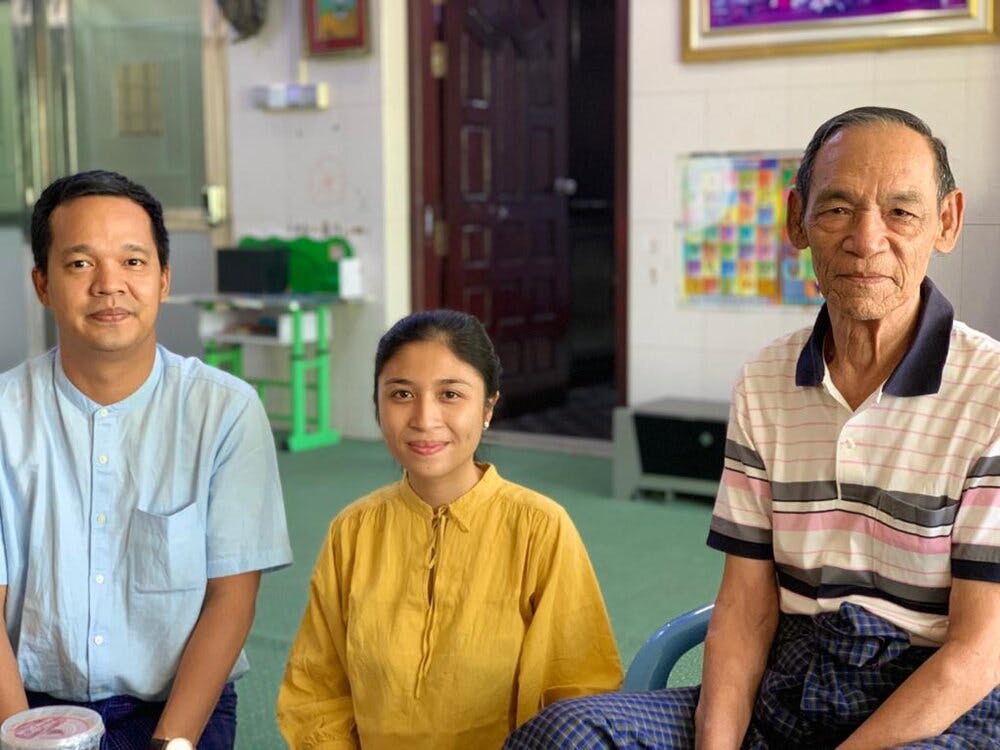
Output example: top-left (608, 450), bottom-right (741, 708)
top-left (612, 398), bottom-right (730, 501)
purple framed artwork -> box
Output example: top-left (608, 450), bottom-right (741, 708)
top-left (683, 0), bottom-right (999, 61)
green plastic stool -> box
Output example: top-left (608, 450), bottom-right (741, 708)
top-left (203, 341), bottom-right (243, 378)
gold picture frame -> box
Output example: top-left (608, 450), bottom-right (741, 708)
top-left (305, 0), bottom-right (369, 56)
top-left (682, 0), bottom-right (1000, 62)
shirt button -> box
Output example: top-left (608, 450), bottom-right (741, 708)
top-left (96, 514), bottom-right (107, 525)
top-left (93, 635), bottom-right (104, 646)
top-left (95, 574), bottom-right (105, 584)
top-left (98, 408), bottom-right (109, 417)
top-left (97, 455), bottom-right (108, 465)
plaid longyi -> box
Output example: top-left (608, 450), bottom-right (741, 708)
top-left (504, 603), bottom-right (1000, 749)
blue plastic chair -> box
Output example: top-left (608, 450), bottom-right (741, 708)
top-left (622, 603), bottom-right (714, 691)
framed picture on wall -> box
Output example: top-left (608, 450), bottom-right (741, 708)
top-left (682, 0), bottom-right (1000, 61)
top-left (305, 0), bottom-right (368, 55)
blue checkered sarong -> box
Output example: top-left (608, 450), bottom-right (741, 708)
top-left (504, 603), bottom-right (1000, 749)
top-left (26, 682), bottom-right (237, 750)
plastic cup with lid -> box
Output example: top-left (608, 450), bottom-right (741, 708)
top-left (0, 706), bottom-right (104, 750)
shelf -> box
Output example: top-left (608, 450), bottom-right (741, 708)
top-left (196, 308), bottom-right (331, 346)
top-left (170, 294), bottom-right (341, 452)
top-left (202, 333), bottom-right (291, 348)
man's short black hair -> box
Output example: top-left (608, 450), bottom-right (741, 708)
top-left (30, 169), bottom-right (170, 272)
top-left (796, 106), bottom-right (956, 208)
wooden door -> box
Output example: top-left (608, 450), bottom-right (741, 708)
top-left (441, 0), bottom-right (570, 415)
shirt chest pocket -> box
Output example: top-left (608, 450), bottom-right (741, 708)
top-left (873, 490), bottom-right (957, 531)
top-left (129, 502), bottom-right (207, 592)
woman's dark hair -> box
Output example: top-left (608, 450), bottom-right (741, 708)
top-left (795, 106), bottom-right (955, 208)
top-left (31, 169), bottom-right (170, 272)
top-left (373, 309), bottom-right (502, 418)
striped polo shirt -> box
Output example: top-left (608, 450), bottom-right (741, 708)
top-left (707, 278), bottom-right (1000, 646)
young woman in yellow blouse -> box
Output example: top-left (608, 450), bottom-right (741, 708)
top-left (276, 309), bottom-right (622, 749)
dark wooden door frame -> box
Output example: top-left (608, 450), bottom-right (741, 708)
top-left (408, 1), bottom-right (443, 312)
top-left (408, 0), bottom-right (629, 407)
top-left (612, 0), bottom-right (628, 408)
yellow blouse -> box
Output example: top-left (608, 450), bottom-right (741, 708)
top-left (276, 464), bottom-right (622, 749)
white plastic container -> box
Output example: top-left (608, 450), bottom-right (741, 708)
top-left (0, 706), bottom-right (104, 750)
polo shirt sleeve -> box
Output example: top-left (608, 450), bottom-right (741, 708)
top-left (706, 378), bottom-right (774, 560)
top-left (205, 394), bottom-right (293, 578)
top-left (951, 431), bottom-right (1000, 583)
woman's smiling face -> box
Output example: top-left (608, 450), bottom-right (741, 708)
top-left (377, 339), bottom-right (497, 507)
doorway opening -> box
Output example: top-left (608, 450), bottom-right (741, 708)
top-left (409, 0), bottom-right (628, 442)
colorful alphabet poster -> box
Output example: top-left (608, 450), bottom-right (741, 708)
top-left (680, 152), bottom-right (822, 306)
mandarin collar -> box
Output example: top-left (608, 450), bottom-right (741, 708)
top-left (795, 277), bottom-right (953, 397)
top-left (397, 463), bottom-right (503, 531)
top-left (54, 345), bottom-right (164, 414)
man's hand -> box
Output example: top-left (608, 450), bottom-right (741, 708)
top-left (695, 554), bottom-right (779, 750)
top-left (153, 571), bottom-right (261, 743)
top-left (839, 577), bottom-right (1000, 748)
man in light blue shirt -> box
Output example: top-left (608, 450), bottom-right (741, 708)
top-left (0, 170), bottom-right (293, 749)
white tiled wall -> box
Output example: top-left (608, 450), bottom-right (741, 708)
top-left (225, 1), bottom-right (997, 428)
top-left (628, 0), bottom-right (1000, 407)
top-left (227, 0), bottom-right (404, 439)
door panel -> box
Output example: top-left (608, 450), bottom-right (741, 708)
top-left (411, 0), bottom-right (627, 427)
top-left (443, 0), bottom-right (569, 415)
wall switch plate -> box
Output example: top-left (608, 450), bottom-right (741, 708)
top-left (252, 82), bottom-right (330, 111)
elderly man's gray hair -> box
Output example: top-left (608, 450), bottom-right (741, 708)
top-left (795, 106), bottom-right (956, 207)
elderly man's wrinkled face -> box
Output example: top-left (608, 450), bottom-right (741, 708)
top-left (788, 123), bottom-right (962, 323)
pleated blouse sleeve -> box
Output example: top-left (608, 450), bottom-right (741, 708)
top-left (514, 502), bottom-right (623, 726)
top-left (276, 516), bottom-right (360, 750)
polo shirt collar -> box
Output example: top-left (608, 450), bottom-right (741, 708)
top-left (795, 277), bottom-right (953, 397)
top-left (54, 345), bottom-right (164, 414)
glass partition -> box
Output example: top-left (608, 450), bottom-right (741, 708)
top-left (71, 0), bottom-right (205, 209)
top-left (0, 2), bottom-right (22, 218)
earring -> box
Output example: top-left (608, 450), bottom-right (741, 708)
top-left (483, 420), bottom-right (490, 429)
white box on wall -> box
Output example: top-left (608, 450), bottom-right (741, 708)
top-left (339, 257), bottom-right (363, 299)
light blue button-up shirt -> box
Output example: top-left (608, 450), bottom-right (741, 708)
top-left (0, 346), bottom-right (292, 701)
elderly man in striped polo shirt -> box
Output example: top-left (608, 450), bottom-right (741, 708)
top-left (506, 107), bottom-right (1000, 748)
